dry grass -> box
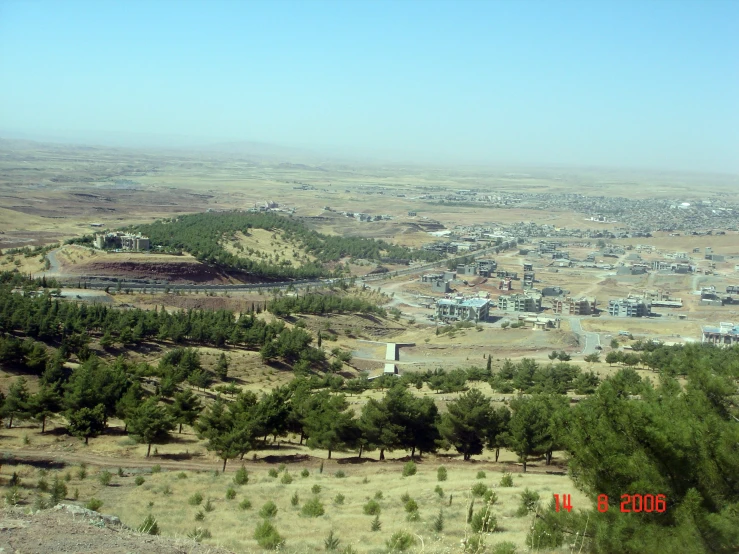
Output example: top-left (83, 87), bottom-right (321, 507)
top-left (0, 457), bottom-right (589, 553)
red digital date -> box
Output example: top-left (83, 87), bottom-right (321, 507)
top-left (597, 494), bottom-right (666, 513)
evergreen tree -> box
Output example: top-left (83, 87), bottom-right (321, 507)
top-left (29, 385), bottom-right (61, 433)
top-left (169, 388), bottom-right (203, 433)
top-left (3, 377), bottom-right (31, 428)
top-left (439, 389), bottom-right (493, 460)
top-left (303, 391), bottom-right (355, 459)
top-left (215, 352), bottom-right (229, 381)
top-left (126, 397), bottom-right (176, 457)
top-left (67, 404), bottom-right (106, 445)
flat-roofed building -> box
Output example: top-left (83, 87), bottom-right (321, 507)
top-left (701, 322), bottom-right (739, 347)
top-left (608, 297), bottom-right (650, 317)
top-left (498, 293), bottom-right (542, 312)
top-left (436, 297), bottom-right (490, 322)
top-left (552, 296), bottom-right (596, 315)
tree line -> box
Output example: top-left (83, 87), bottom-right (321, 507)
top-left (119, 211), bottom-right (441, 279)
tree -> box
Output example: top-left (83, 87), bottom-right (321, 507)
top-left (486, 406), bottom-right (511, 462)
top-left (610, 338), bottom-right (619, 349)
top-left (303, 391), bottom-right (355, 459)
top-left (500, 321), bottom-right (510, 330)
top-left (29, 385), bottom-right (61, 433)
top-left (3, 377), bottom-right (30, 428)
top-left (439, 389), bottom-right (493, 460)
top-left (605, 351), bottom-right (622, 366)
top-left (67, 404), bottom-right (106, 445)
top-left (126, 398), bottom-right (176, 457)
top-left (196, 399), bottom-right (253, 471)
top-left (215, 352), bottom-right (229, 381)
top-left (99, 331), bottom-right (114, 349)
top-left (169, 388), bottom-right (203, 433)
top-left (584, 353), bottom-right (600, 364)
top-left (505, 395), bottom-right (559, 472)
top-left (116, 381), bottom-right (143, 432)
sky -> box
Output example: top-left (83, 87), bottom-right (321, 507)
top-left (0, 0), bottom-right (737, 172)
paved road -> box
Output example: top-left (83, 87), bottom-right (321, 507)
top-left (48, 243), bottom-right (509, 293)
top-left (569, 317), bottom-right (601, 355)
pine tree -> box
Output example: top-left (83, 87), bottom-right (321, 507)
top-left (29, 385), bottom-right (61, 433)
top-left (215, 352), bottom-right (229, 381)
top-left (67, 404), bottom-right (106, 445)
top-left (126, 397), bottom-right (175, 457)
top-left (4, 377), bottom-right (31, 429)
top-left (169, 388), bottom-right (203, 433)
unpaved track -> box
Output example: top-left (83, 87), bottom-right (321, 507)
top-left (4, 447), bottom-right (566, 476)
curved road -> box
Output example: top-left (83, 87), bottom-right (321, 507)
top-left (568, 317), bottom-right (601, 355)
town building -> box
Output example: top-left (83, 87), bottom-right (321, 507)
top-left (431, 280), bottom-right (451, 293)
top-left (476, 259), bottom-right (498, 277)
top-left (435, 297), bottom-right (490, 322)
top-left (552, 296), bottom-right (597, 315)
top-left (607, 297), bottom-right (650, 317)
top-left (523, 271), bottom-right (535, 289)
top-left (497, 293), bottom-right (542, 312)
top-left (456, 263), bottom-right (477, 276)
top-left (701, 322), bottom-right (739, 347)
top-left (94, 232), bottom-right (150, 251)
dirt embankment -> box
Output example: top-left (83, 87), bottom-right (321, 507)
top-left (0, 505), bottom-right (235, 554)
top-left (68, 260), bottom-right (232, 284)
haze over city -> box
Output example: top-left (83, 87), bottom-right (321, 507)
top-left (1, 0), bottom-right (737, 172)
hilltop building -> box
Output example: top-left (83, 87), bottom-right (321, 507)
top-left (94, 232), bottom-right (150, 251)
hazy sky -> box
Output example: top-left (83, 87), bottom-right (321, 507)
top-left (1, 0), bottom-right (737, 172)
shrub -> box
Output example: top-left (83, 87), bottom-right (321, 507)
top-left (85, 498), bottom-right (103, 512)
top-left (64, 472), bottom-right (72, 482)
top-left (33, 494), bottom-right (48, 511)
top-left (189, 492), bottom-right (203, 506)
top-left (137, 514), bottom-right (160, 535)
top-left (239, 498), bottom-right (252, 510)
top-left (371, 515), bottom-right (381, 531)
top-left (73, 488), bottom-right (79, 500)
top-left (404, 499), bottom-right (419, 513)
top-left (363, 499), bottom-right (381, 515)
top-left (135, 476), bottom-right (145, 486)
top-left (77, 467), bottom-right (87, 480)
top-left (437, 466), bottom-right (448, 481)
top-left (278, 463), bottom-right (286, 473)
top-left (374, 491), bottom-right (383, 500)
top-left (500, 473), bottom-right (514, 487)
top-left (161, 484), bottom-right (172, 496)
top-left (259, 500), bottom-right (278, 518)
top-left (463, 535), bottom-right (486, 553)
top-left (311, 484), bottom-right (322, 494)
top-left (434, 485), bottom-right (444, 498)
top-left (268, 468), bottom-right (279, 478)
top-left (225, 487), bottom-right (236, 500)
top-left (254, 520), bottom-right (284, 550)
top-left (177, 472), bottom-right (187, 479)
top-left (362, 476), bottom-right (369, 484)
top-left (50, 476), bottom-right (67, 505)
top-left (483, 490), bottom-right (499, 505)
top-left (324, 529), bottom-right (340, 551)
top-left (387, 530), bottom-right (416, 552)
top-left (151, 465), bottom-right (161, 474)
top-left (187, 527), bottom-right (212, 542)
top-left (233, 465), bottom-right (249, 485)
top-left (406, 510), bottom-right (420, 522)
top-left (402, 461), bottom-right (417, 476)
top-left (334, 470), bottom-right (346, 478)
top-left (301, 496), bottom-right (325, 517)
top-left (492, 542), bottom-right (518, 554)
top-left (118, 467), bottom-right (125, 477)
top-left (516, 488), bottom-right (540, 516)
top-left (291, 491), bottom-right (300, 507)
top-left (280, 472), bottom-right (293, 484)
top-left (37, 477), bottom-right (49, 492)
top-left (204, 498), bottom-right (215, 512)
top-left (476, 470), bottom-right (487, 479)
top-left (195, 511), bottom-right (205, 521)
top-left (400, 492), bottom-right (410, 503)
top-left (471, 508), bottom-right (497, 533)
top-left (300, 468), bottom-right (309, 478)
top-left (333, 493), bottom-right (345, 505)
top-left (471, 482), bottom-right (489, 497)
top-left (5, 487), bottom-right (20, 506)
top-left (432, 509), bottom-right (444, 533)
top-left (319, 461), bottom-right (324, 474)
